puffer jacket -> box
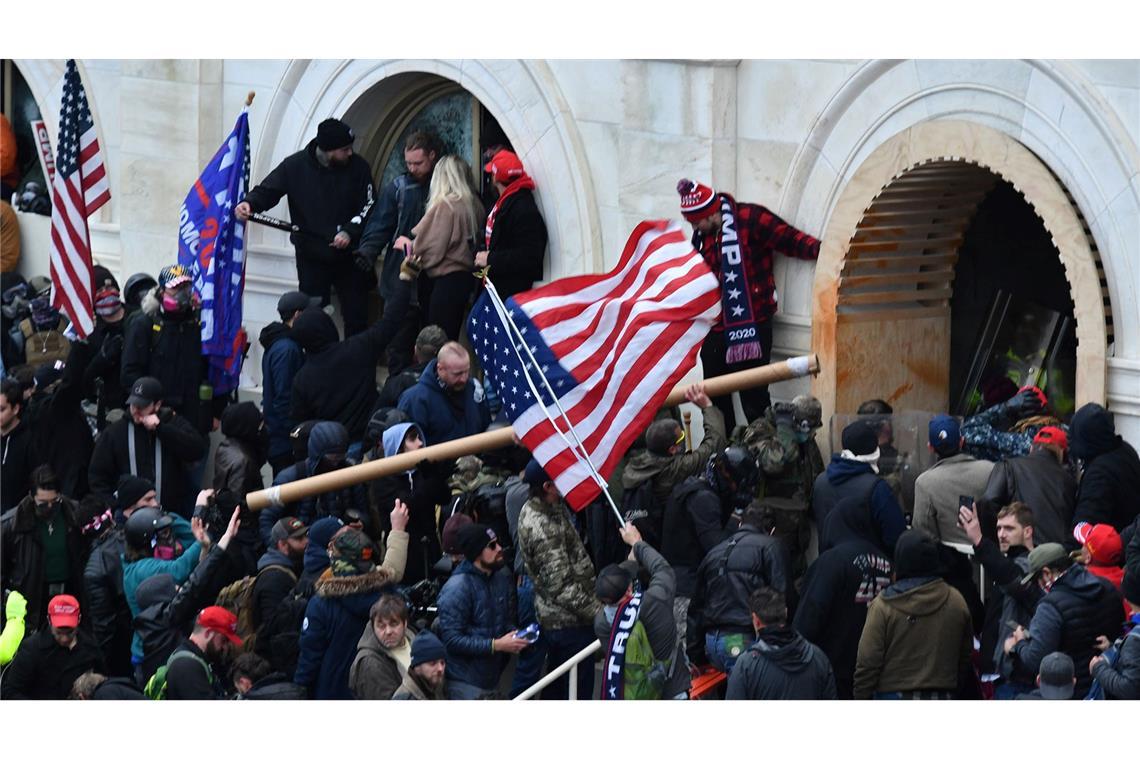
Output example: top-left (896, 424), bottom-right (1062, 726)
top-left (516, 497), bottom-right (599, 630)
top-left (435, 559), bottom-right (517, 690)
top-left (853, 576), bottom-right (974, 698)
top-left (0, 494), bottom-right (85, 629)
top-left (1069, 403), bottom-right (1140, 534)
top-left (687, 524), bottom-right (793, 645)
top-left (1009, 563), bottom-right (1125, 698)
top-left (1091, 616), bottom-right (1140, 700)
top-left (349, 625), bottom-right (414, 700)
top-left (982, 447), bottom-right (1076, 545)
top-left (812, 456), bottom-right (906, 557)
top-left (293, 531), bottom-right (408, 700)
top-left (259, 321), bottom-right (304, 462)
top-left (726, 625), bottom-right (837, 700)
top-left (396, 359), bottom-right (491, 446)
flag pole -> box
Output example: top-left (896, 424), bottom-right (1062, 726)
top-left (246, 354), bottom-right (820, 511)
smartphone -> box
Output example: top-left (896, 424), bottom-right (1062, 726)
top-left (515, 623), bottom-right (540, 644)
top-left (958, 495), bottom-right (973, 511)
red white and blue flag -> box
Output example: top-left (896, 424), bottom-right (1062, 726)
top-left (468, 220), bottom-right (721, 510)
top-left (49, 59), bottom-right (110, 339)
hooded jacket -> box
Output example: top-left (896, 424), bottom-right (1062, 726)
top-left (1009, 563), bottom-right (1124, 698)
top-left (0, 627), bottom-right (105, 700)
top-left (435, 559), bottom-right (517, 690)
top-left (122, 513), bottom-right (201, 661)
top-left (290, 282), bottom-right (412, 442)
top-left (293, 531), bottom-right (408, 700)
top-left (396, 359), bottom-right (491, 446)
top-left (812, 456), bottom-right (906, 557)
top-left (0, 494), bottom-right (85, 629)
top-left (1069, 403), bottom-right (1140, 534)
top-left (0, 419), bottom-right (34, 513)
top-left (251, 548), bottom-right (300, 631)
top-left (983, 447), bottom-right (1077, 545)
top-left (349, 624), bottom-right (414, 700)
top-left (793, 496), bottom-right (892, 699)
top-left (259, 321), bottom-right (304, 461)
top-left (214, 401), bottom-right (266, 499)
top-left (726, 625), bottom-right (837, 700)
top-left (392, 667), bottom-right (445, 700)
top-left (853, 575), bottom-right (973, 698)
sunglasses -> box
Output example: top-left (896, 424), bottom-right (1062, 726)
top-left (674, 429), bottom-right (686, 448)
top-left (485, 540), bottom-right (501, 550)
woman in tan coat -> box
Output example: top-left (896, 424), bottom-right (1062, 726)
top-left (394, 155), bottom-right (485, 339)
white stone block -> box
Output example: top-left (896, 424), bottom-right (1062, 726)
top-left (575, 121), bottom-right (620, 211)
top-left (737, 60), bottom-right (857, 144)
top-left (547, 59), bottom-right (621, 124)
top-left (1071, 60), bottom-right (1140, 89)
top-left (1098, 85), bottom-right (1140, 148)
top-left (223, 59), bottom-right (290, 89)
top-left (914, 60), bottom-right (1034, 100)
top-left (738, 138), bottom-right (799, 203)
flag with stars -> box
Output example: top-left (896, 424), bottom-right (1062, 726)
top-left (48, 59), bottom-right (110, 339)
top-left (177, 107), bottom-right (251, 394)
top-left (469, 220), bottom-right (721, 510)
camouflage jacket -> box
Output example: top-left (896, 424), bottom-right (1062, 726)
top-left (517, 497), bottom-right (600, 630)
top-left (963, 401), bottom-right (1065, 463)
top-left (736, 412), bottom-right (824, 504)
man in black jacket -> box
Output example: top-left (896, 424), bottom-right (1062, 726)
top-left (474, 149), bottom-right (548, 300)
top-left (24, 341), bottom-right (96, 500)
top-left (83, 475), bottom-right (159, 677)
top-left (983, 425), bottom-right (1076, 545)
top-left (88, 376), bottom-right (208, 519)
top-left (236, 118), bottom-right (375, 336)
top-left (793, 496), bottom-right (892, 699)
top-left (250, 517), bottom-right (307, 631)
top-left (0, 376), bottom-right (33, 512)
top-left (164, 605), bottom-right (243, 700)
top-left (1, 466), bottom-right (85, 630)
top-left (1, 594), bottom-right (104, 700)
top-left (686, 505), bottom-right (793, 676)
top-left (82, 265), bottom-right (129, 431)
top-left (1068, 403), bottom-right (1140, 536)
top-left (727, 587), bottom-right (836, 700)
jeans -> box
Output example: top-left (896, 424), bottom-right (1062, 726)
top-left (705, 630), bottom-right (755, 677)
top-left (542, 626), bottom-right (597, 700)
top-left (509, 575), bottom-right (548, 698)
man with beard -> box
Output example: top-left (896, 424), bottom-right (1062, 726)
top-left (392, 631), bottom-right (449, 700)
top-left (164, 605), bottom-right (243, 699)
top-left (398, 341), bottom-right (491, 446)
top-left (793, 496), bottom-right (892, 699)
top-left (236, 118), bottom-right (375, 336)
top-left (82, 265), bottom-right (129, 430)
top-left (251, 516), bottom-right (309, 631)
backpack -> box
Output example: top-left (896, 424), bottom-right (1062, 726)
top-left (622, 620), bottom-right (672, 700)
top-left (215, 565), bottom-right (298, 653)
top-left (255, 583), bottom-right (313, 679)
top-left (143, 649), bottom-right (213, 700)
top-left (753, 497), bottom-right (812, 579)
top-left (620, 479), bottom-right (664, 550)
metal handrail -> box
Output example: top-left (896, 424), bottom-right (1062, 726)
top-left (512, 639), bottom-right (601, 700)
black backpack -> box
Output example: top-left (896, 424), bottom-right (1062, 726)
top-left (254, 581), bottom-right (313, 680)
top-left (619, 479), bottom-right (664, 550)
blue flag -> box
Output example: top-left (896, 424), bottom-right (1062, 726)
top-left (177, 109), bottom-right (251, 395)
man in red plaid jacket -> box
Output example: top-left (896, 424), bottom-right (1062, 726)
top-left (678, 179), bottom-right (820, 424)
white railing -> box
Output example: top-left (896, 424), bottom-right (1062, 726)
top-left (512, 639), bottom-right (601, 700)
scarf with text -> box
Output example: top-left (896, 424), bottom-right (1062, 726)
top-left (602, 591), bottom-right (644, 700)
top-left (484, 174), bottom-right (537, 249)
top-left (714, 194), bottom-right (762, 364)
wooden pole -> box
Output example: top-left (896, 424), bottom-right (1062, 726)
top-left (682, 411), bottom-right (693, 452)
top-left (245, 354), bottom-right (820, 511)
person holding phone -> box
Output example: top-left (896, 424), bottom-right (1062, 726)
top-left (912, 415), bottom-right (994, 545)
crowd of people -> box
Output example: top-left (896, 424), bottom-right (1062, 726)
top-left (0, 118), bottom-right (1137, 703)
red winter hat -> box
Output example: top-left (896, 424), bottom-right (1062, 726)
top-left (1033, 425), bottom-right (1068, 450)
top-left (1073, 522), bottom-right (1123, 566)
top-left (196, 605), bottom-right (243, 646)
top-left (677, 178), bottom-right (717, 221)
top-left (484, 150), bottom-right (525, 183)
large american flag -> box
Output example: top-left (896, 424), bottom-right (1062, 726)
top-left (468, 220), bottom-right (721, 510)
top-left (49, 59), bottom-right (110, 339)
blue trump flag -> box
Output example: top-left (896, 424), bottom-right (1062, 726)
top-left (177, 108), bottom-right (251, 395)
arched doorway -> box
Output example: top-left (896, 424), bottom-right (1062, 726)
top-left (811, 121), bottom-right (1110, 428)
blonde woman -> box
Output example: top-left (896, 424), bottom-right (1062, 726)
top-left (393, 155), bottom-right (485, 339)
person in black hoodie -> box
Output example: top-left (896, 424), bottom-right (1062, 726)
top-left (213, 401), bottom-right (268, 574)
top-left (289, 266), bottom-right (415, 452)
top-left (23, 341), bottom-right (95, 499)
top-left (0, 376), bottom-right (33, 512)
top-left (727, 587), bottom-right (836, 700)
top-left (250, 517), bottom-right (307, 631)
top-left (82, 265), bottom-right (129, 431)
top-left (474, 150), bottom-right (548, 300)
top-left (259, 291), bottom-right (316, 475)
top-left (793, 496), bottom-right (892, 699)
top-left (236, 118), bottom-right (375, 336)
top-left (1068, 402), bottom-right (1140, 536)
top-left (88, 376), bottom-right (208, 519)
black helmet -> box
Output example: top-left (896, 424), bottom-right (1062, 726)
top-left (707, 446), bottom-right (760, 497)
top-left (123, 273), bottom-right (158, 309)
top-left (364, 407), bottom-right (409, 450)
top-left (125, 507), bottom-right (174, 552)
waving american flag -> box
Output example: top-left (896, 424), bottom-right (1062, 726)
top-left (468, 220), bottom-right (721, 510)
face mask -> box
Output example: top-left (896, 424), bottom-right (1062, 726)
top-left (161, 288), bottom-right (196, 314)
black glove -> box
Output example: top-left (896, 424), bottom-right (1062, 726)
top-left (100, 333), bottom-right (124, 362)
top-left (352, 251), bottom-right (374, 273)
top-left (1006, 388), bottom-right (1043, 417)
top-left (772, 401), bottom-right (795, 429)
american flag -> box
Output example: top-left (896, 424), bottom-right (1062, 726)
top-left (49, 59), bottom-right (110, 339)
top-left (468, 220), bottom-right (721, 510)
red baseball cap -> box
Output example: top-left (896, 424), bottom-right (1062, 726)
top-left (1072, 522), bottom-right (1123, 565)
top-left (47, 595), bottom-right (81, 628)
top-left (196, 606), bottom-right (242, 646)
top-left (483, 149), bottom-right (525, 184)
top-left (1033, 425), bottom-right (1068, 450)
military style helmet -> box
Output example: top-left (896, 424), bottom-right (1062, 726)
top-left (125, 507), bottom-right (175, 552)
top-left (708, 445), bottom-right (761, 496)
top-left (123, 273), bottom-right (158, 309)
top-left (792, 395), bottom-right (823, 432)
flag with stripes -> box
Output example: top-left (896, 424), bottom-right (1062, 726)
top-left (49, 59), bottom-right (110, 339)
top-left (468, 220), bottom-right (721, 510)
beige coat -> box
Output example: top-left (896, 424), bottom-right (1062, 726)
top-left (411, 198), bottom-right (485, 278)
top-left (912, 453), bottom-right (994, 545)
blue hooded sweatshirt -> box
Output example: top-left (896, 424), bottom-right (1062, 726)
top-left (815, 455), bottom-right (906, 557)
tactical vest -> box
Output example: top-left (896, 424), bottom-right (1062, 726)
top-left (19, 317), bottom-right (71, 370)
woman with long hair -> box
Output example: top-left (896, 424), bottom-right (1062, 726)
top-left (393, 155), bottom-right (485, 340)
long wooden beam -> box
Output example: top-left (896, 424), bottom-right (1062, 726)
top-left (245, 354), bottom-right (820, 510)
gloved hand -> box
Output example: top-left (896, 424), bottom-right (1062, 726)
top-left (772, 401), bottom-right (796, 429)
top-left (1006, 388), bottom-right (1044, 417)
top-left (5, 589), bottom-right (27, 621)
top-left (352, 251), bottom-right (374, 274)
top-left (100, 333), bottom-right (124, 361)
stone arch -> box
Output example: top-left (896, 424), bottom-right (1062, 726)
top-left (810, 119), bottom-right (1110, 428)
